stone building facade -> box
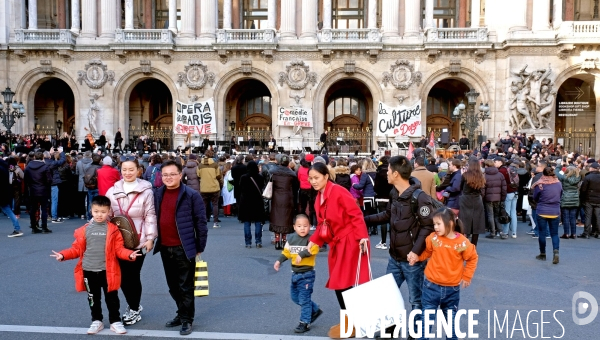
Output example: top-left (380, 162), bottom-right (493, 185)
top-left (0, 0), bottom-right (598, 156)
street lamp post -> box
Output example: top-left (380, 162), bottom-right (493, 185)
top-left (0, 87), bottom-right (26, 151)
top-left (452, 89), bottom-right (490, 150)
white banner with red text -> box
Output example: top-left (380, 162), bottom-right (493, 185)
top-left (174, 99), bottom-right (217, 135)
top-left (376, 100), bottom-right (422, 137)
top-left (277, 106), bottom-right (314, 127)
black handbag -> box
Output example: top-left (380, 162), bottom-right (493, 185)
top-left (496, 202), bottom-right (511, 224)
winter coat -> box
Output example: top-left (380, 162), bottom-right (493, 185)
top-left (59, 222), bottom-right (135, 292)
top-left (350, 174), bottom-right (363, 199)
top-left (557, 173), bottom-right (581, 208)
top-left (411, 166), bottom-right (437, 199)
top-left (76, 157), bottom-right (92, 191)
top-left (498, 166), bottom-right (517, 194)
top-left (269, 165), bottom-right (299, 234)
top-left (533, 181), bottom-right (562, 216)
top-left (238, 173), bottom-right (266, 223)
top-left (579, 171), bottom-right (600, 205)
top-left (24, 160), bottom-right (51, 197)
top-left (298, 166), bottom-right (311, 190)
top-left (528, 172), bottom-right (543, 210)
top-left (334, 166), bottom-right (351, 191)
top-left (45, 152), bottom-right (66, 186)
top-left (375, 164), bottom-right (394, 199)
top-left (260, 162), bottom-right (277, 183)
top-left (196, 157), bottom-right (221, 194)
top-left (309, 181), bottom-right (370, 290)
top-left (438, 171), bottom-right (462, 209)
top-left (97, 165), bottom-right (121, 196)
top-left (483, 167), bottom-right (507, 203)
top-left (365, 177), bottom-right (435, 262)
top-left (0, 159), bottom-right (10, 206)
top-left (459, 178), bottom-right (486, 234)
top-left (105, 179), bottom-right (158, 249)
top-left (153, 184), bottom-right (208, 259)
top-left (182, 161), bottom-right (200, 192)
top-left (231, 163), bottom-right (248, 199)
top-left (353, 170), bottom-right (376, 198)
top-left (143, 164), bottom-right (161, 182)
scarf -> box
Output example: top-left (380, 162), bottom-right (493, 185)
top-left (532, 175), bottom-right (559, 191)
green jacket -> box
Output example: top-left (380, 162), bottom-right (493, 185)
top-left (196, 157), bottom-right (222, 193)
top-left (557, 172), bottom-right (581, 208)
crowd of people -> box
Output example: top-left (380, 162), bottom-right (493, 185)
top-left (1, 127), bottom-right (598, 337)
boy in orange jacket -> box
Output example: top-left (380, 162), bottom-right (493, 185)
top-left (51, 195), bottom-right (141, 335)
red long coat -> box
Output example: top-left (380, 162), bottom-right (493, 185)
top-left (59, 222), bottom-right (134, 292)
top-left (310, 181), bottom-right (371, 290)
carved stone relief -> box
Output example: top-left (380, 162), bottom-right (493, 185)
top-left (581, 58), bottom-right (599, 71)
top-left (176, 61), bottom-right (216, 90)
top-left (448, 60), bottom-right (461, 75)
top-left (140, 60), bottom-right (152, 75)
top-left (77, 59), bottom-right (116, 89)
top-left (40, 60), bottom-right (54, 75)
top-left (382, 60), bottom-right (422, 90)
top-left (344, 60), bottom-right (356, 75)
top-left (509, 64), bottom-right (555, 131)
top-left (278, 60), bottom-right (317, 90)
top-left (241, 60), bottom-right (252, 75)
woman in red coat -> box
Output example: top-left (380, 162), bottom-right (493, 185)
top-left (308, 163), bottom-right (370, 336)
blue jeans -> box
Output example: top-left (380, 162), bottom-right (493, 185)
top-left (244, 221), bottom-right (262, 246)
top-left (502, 193), bottom-right (518, 235)
top-left (290, 270), bottom-right (319, 324)
top-left (387, 257), bottom-right (425, 334)
top-left (537, 216), bottom-right (560, 254)
top-left (87, 189), bottom-right (99, 220)
top-left (561, 207), bottom-right (578, 236)
top-left (421, 277), bottom-right (460, 340)
top-left (1, 205), bottom-right (20, 231)
top-left (51, 185), bottom-right (59, 219)
top-left (531, 209), bottom-right (548, 237)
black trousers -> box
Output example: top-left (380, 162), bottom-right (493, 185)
top-left (201, 192), bottom-right (220, 223)
top-left (299, 188), bottom-right (316, 226)
top-left (83, 270), bottom-right (121, 324)
top-left (119, 253), bottom-right (146, 311)
top-left (29, 196), bottom-right (48, 228)
top-left (160, 246), bottom-right (196, 323)
top-left (335, 287), bottom-right (352, 309)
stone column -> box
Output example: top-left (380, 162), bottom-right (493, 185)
top-left (100, 0), bottom-right (117, 38)
top-left (168, 0), bottom-right (177, 32)
top-left (125, 0), bottom-right (133, 29)
top-left (180, 0), bottom-right (195, 38)
top-left (471, 0), bottom-right (480, 27)
top-left (280, 0), bottom-right (297, 40)
top-left (268, 0), bottom-right (277, 29)
top-left (71, 0), bottom-right (80, 33)
top-left (368, 0), bottom-right (377, 29)
top-left (199, 0), bottom-right (216, 41)
top-left (323, 0), bottom-right (331, 29)
top-left (80, 0), bottom-right (97, 38)
top-left (425, 0), bottom-right (434, 29)
top-left (532, 0), bottom-right (551, 31)
top-left (28, 0), bottom-right (37, 29)
top-left (300, 0), bottom-right (317, 41)
top-left (404, 0), bottom-right (420, 37)
top-left (224, 0), bottom-right (232, 29)
top-left (381, 0), bottom-right (399, 41)
top-left (508, 0), bottom-right (527, 31)
top-left (553, 0), bottom-right (563, 28)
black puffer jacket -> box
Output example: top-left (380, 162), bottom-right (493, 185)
top-left (580, 171), bottom-right (600, 205)
top-left (364, 177), bottom-right (435, 262)
top-left (45, 152), bottom-right (66, 186)
top-left (483, 167), bottom-right (507, 202)
top-left (268, 165), bottom-right (299, 234)
top-left (334, 166), bottom-right (351, 191)
top-left (0, 159), bottom-right (10, 206)
top-left (25, 160), bottom-right (51, 197)
top-left (375, 163), bottom-right (394, 199)
top-left (528, 171), bottom-right (543, 210)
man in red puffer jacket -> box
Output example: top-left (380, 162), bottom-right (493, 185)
top-left (98, 156), bottom-right (121, 196)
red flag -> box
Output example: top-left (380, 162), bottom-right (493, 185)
top-left (407, 142), bottom-right (414, 160)
top-left (428, 131), bottom-right (435, 148)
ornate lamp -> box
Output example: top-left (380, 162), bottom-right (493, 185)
top-left (143, 120), bottom-right (149, 130)
top-left (56, 120), bottom-right (63, 132)
top-left (0, 87), bottom-right (26, 151)
top-left (230, 120), bottom-right (236, 131)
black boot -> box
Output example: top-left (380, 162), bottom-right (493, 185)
top-left (536, 253), bottom-right (546, 261)
top-left (42, 226), bottom-right (52, 233)
top-left (31, 224), bottom-right (43, 234)
top-left (552, 249), bottom-right (559, 264)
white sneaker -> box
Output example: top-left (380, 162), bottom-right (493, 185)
top-left (310, 225), bottom-right (316, 231)
top-left (511, 234), bottom-right (517, 239)
top-left (110, 321), bottom-right (127, 334)
top-left (213, 222), bottom-right (221, 228)
top-left (122, 305), bottom-right (143, 325)
top-left (87, 320), bottom-right (104, 334)
top-left (375, 242), bottom-right (388, 250)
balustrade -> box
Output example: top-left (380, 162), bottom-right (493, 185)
top-left (216, 29), bottom-right (276, 43)
top-left (425, 28), bottom-right (488, 42)
top-left (14, 29), bottom-right (76, 45)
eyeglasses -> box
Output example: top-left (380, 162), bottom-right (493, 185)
top-left (162, 173), bottom-right (181, 178)
top-left (120, 155), bottom-right (136, 162)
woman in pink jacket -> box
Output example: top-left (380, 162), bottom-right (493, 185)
top-left (105, 156), bottom-right (157, 326)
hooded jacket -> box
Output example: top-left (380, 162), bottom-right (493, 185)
top-left (105, 179), bottom-right (158, 249)
top-left (557, 172), bottom-right (581, 208)
top-left (197, 157), bottom-right (222, 193)
top-left (268, 165), bottom-right (299, 233)
top-left (580, 171), bottom-right (600, 205)
top-left (76, 157), bottom-right (92, 192)
top-left (483, 167), bottom-right (507, 203)
top-left (25, 160), bottom-right (51, 197)
top-left (183, 160), bottom-right (200, 192)
top-left (365, 177), bottom-right (435, 262)
top-left (334, 165), bottom-right (351, 190)
top-left (353, 170), bottom-right (376, 198)
top-left (45, 152), bottom-right (66, 186)
top-left (97, 165), bottom-right (121, 196)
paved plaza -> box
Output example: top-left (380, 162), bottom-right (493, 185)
top-left (0, 214), bottom-right (598, 339)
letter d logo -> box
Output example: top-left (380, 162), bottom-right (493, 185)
top-left (572, 291), bottom-right (598, 325)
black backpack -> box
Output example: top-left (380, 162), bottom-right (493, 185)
top-left (83, 165), bottom-right (98, 189)
top-left (410, 189), bottom-right (446, 218)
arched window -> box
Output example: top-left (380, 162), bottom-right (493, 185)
top-left (427, 88), bottom-right (459, 117)
top-left (239, 96), bottom-right (271, 120)
top-left (326, 96), bottom-right (366, 122)
top-left (333, 0), bottom-right (365, 28)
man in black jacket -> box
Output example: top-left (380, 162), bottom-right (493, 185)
top-left (319, 130), bottom-right (328, 154)
top-left (579, 163), bottom-right (600, 238)
top-left (114, 128), bottom-right (123, 150)
top-left (24, 152), bottom-right (52, 233)
top-left (364, 156), bottom-right (435, 337)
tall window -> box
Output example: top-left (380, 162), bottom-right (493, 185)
top-left (427, 89), bottom-right (458, 117)
top-left (155, 0), bottom-right (182, 30)
top-left (333, 0), bottom-right (365, 28)
top-left (239, 96), bottom-right (271, 121)
top-left (243, 0), bottom-right (268, 29)
top-left (424, 0), bottom-right (457, 28)
top-left (326, 96), bottom-right (366, 122)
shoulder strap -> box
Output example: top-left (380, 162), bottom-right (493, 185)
top-left (250, 177), bottom-right (262, 195)
top-left (410, 189), bottom-right (424, 215)
top-left (368, 173), bottom-right (375, 187)
top-left (117, 193), bottom-right (141, 216)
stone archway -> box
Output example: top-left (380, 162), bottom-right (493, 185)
top-left (33, 78), bottom-right (76, 139)
top-left (425, 78), bottom-right (471, 146)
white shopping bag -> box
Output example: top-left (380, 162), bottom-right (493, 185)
top-left (342, 247), bottom-right (406, 338)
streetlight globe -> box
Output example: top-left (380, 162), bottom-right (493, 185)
top-left (457, 101), bottom-right (465, 110)
top-left (483, 103), bottom-right (490, 112)
top-left (0, 102), bottom-right (3, 110)
top-left (11, 101), bottom-right (18, 109)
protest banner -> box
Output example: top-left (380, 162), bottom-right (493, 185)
top-left (277, 106), bottom-right (313, 127)
top-left (175, 98), bottom-right (217, 134)
top-left (376, 100), bottom-right (422, 137)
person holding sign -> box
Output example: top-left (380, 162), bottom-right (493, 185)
top-left (268, 134), bottom-right (276, 151)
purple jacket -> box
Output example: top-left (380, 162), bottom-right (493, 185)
top-left (350, 174), bottom-right (363, 199)
top-left (533, 181), bottom-right (562, 217)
